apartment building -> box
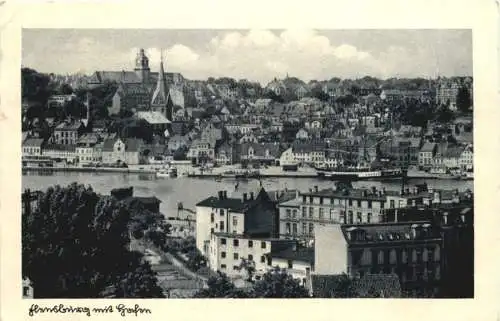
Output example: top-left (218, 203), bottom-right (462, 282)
top-left (315, 222), bottom-right (442, 296)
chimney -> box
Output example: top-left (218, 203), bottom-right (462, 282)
top-left (218, 191), bottom-right (223, 200)
top-left (243, 193), bottom-right (248, 202)
top-left (443, 212), bottom-right (448, 225)
top-left (250, 192), bottom-right (254, 200)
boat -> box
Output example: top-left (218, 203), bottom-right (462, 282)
top-left (315, 165), bottom-right (403, 181)
top-left (156, 167), bottom-right (177, 178)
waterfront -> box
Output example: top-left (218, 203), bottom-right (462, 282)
top-left (23, 172), bottom-right (473, 217)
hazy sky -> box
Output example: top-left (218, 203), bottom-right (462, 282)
top-left (22, 29), bottom-right (472, 83)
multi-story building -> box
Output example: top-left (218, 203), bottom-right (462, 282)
top-left (379, 137), bottom-right (421, 167)
top-left (239, 142), bottom-right (280, 166)
top-left (278, 184), bottom-right (437, 243)
top-left (436, 82), bottom-right (460, 110)
top-left (22, 138), bottom-right (44, 157)
top-left (53, 120), bottom-right (84, 145)
top-left (42, 144), bottom-right (79, 163)
top-left (315, 222), bottom-right (442, 296)
top-left (459, 145), bottom-right (473, 170)
top-left (291, 140), bottom-right (326, 166)
top-left (187, 139), bottom-right (215, 164)
top-left (101, 137), bottom-right (144, 165)
top-left (195, 188), bottom-right (278, 256)
top-left (418, 142), bottom-right (437, 170)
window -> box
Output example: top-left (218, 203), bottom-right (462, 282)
top-left (302, 195), bottom-right (306, 203)
top-left (367, 213), bottom-right (372, 223)
top-left (319, 208), bottom-right (324, 220)
top-left (234, 253), bottom-right (239, 260)
top-left (210, 228), bottom-right (214, 234)
top-left (357, 212), bottom-right (362, 223)
top-left (232, 216), bottom-right (238, 226)
top-left (292, 223), bottom-right (297, 234)
top-left (340, 211), bottom-right (346, 224)
top-left (357, 200), bottom-right (361, 208)
top-left (220, 221), bottom-right (224, 231)
top-left (309, 207), bottom-right (314, 218)
top-left (329, 209), bottom-right (334, 220)
top-left (210, 213), bottom-right (214, 223)
top-left (368, 200), bottom-right (372, 209)
top-left (221, 264), bottom-right (227, 269)
top-left (248, 254), bottom-right (253, 261)
top-left (390, 200), bottom-right (395, 208)
top-left (221, 238), bottom-right (226, 245)
top-left (378, 251), bottom-right (384, 264)
top-left (286, 209), bottom-right (291, 218)
top-left (389, 249), bottom-right (397, 264)
top-left (248, 240), bottom-right (253, 248)
top-left (348, 199), bottom-right (353, 206)
top-left (288, 260), bottom-right (293, 269)
top-left (260, 255), bottom-right (266, 263)
top-left (285, 223), bottom-right (291, 234)
top-left (220, 209), bottom-right (225, 215)
top-left (348, 211), bottom-right (354, 224)
top-left (261, 241), bottom-right (266, 249)
top-left (412, 249), bottom-right (418, 263)
top-left (233, 265), bottom-right (239, 270)
top-left (320, 197), bottom-right (324, 205)
top-left (302, 222), bottom-right (307, 233)
top-left (401, 249), bottom-right (408, 263)
top-left (233, 239), bottom-right (239, 247)
top-left (221, 252), bottom-right (226, 258)
top-left (309, 223), bottom-right (314, 235)
top-left (292, 210), bottom-right (297, 218)
top-left (302, 207), bottom-right (307, 217)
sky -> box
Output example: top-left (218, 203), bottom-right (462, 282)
top-left (22, 29), bottom-right (472, 84)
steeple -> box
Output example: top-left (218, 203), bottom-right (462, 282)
top-left (150, 50), bottom-right (173, 121)
top-left (82, 92), bottom-right (90, 128)
top-left (134, 48), bottom-right (150, 83)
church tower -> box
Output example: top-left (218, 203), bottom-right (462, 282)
top-left (134, 48), bottom-right (150, 83)
top-left (150, 51), bottom-right (173, 122)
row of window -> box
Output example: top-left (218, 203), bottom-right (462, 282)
top-left (294, 208), bottom-right (375, 224)
top-left (301, 197), bottom-right (378, 209)
top-left (351, 247), bottom-right (440, 266)
top-left (353, 265), bottom-right (441, 282)
top-left (220, 238), bottom-right (267, 249)
top-left (221, 252), bottom-right (259, 262)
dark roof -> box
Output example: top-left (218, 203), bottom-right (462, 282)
top-left (23, 138), bottom-right (44, 147)
top-left (292, 140), bottom-right (325, 153)
top-left (340, 221), bottom-right (439, 245)
top-left (195, 196), bottom-right (250, 212)
top-left (311, 273), bottom-right (402, 298)
top-left (270, 247), bottom-right (314, 265)
top-left (301, 187), bottom-right (396, 201)
top-left (351, 274), bottom-right (402, 298)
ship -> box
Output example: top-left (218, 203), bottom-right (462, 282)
top-left (315, 165), bottom-right (403, 181)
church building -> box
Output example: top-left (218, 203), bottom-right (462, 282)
top-left (89, 48), bottom-right (184, 121)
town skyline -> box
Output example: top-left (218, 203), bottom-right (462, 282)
top-left (22, 29), bottom-right (472, 84)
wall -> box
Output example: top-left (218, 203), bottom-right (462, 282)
top-left (314, 224), bottom-right (348, 275)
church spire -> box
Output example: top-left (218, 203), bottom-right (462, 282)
top-left (151, 49), bottom-right (173, 121)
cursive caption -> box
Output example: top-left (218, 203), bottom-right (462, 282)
top-left (28, 304), bottom-right (152, 317)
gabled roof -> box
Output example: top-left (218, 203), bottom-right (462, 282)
top-left (352, 274), bottom-right (402, 298)
top-left (23, 138), bottom-right (44, 147)
top-left (136, 111), bottom-right (171, 124)
top-left (90, 71), bottom-right (142, 84)
top-left (270, 247), bottom-right (314, 265)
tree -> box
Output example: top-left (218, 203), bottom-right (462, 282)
top-left (21, 68), bottom-right (53, 106)
top-left (238, 258), bottom-right (256, 282)
top-left (60, 83), bottom-right (73, 95)
top-left (22, 183), bottom-right (165, 298)
top-left (456, 86), bottom-right (472, 113)
top-left (251, 267), bottom-right (310, 298)
top-left (193, 272), bottom-right (250, 298)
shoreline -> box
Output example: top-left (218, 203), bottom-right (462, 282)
top-left (22, 166), bottom-right (473, 181)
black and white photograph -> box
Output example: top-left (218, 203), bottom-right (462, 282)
top-left (19, 27), bottom-right (475, 300)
